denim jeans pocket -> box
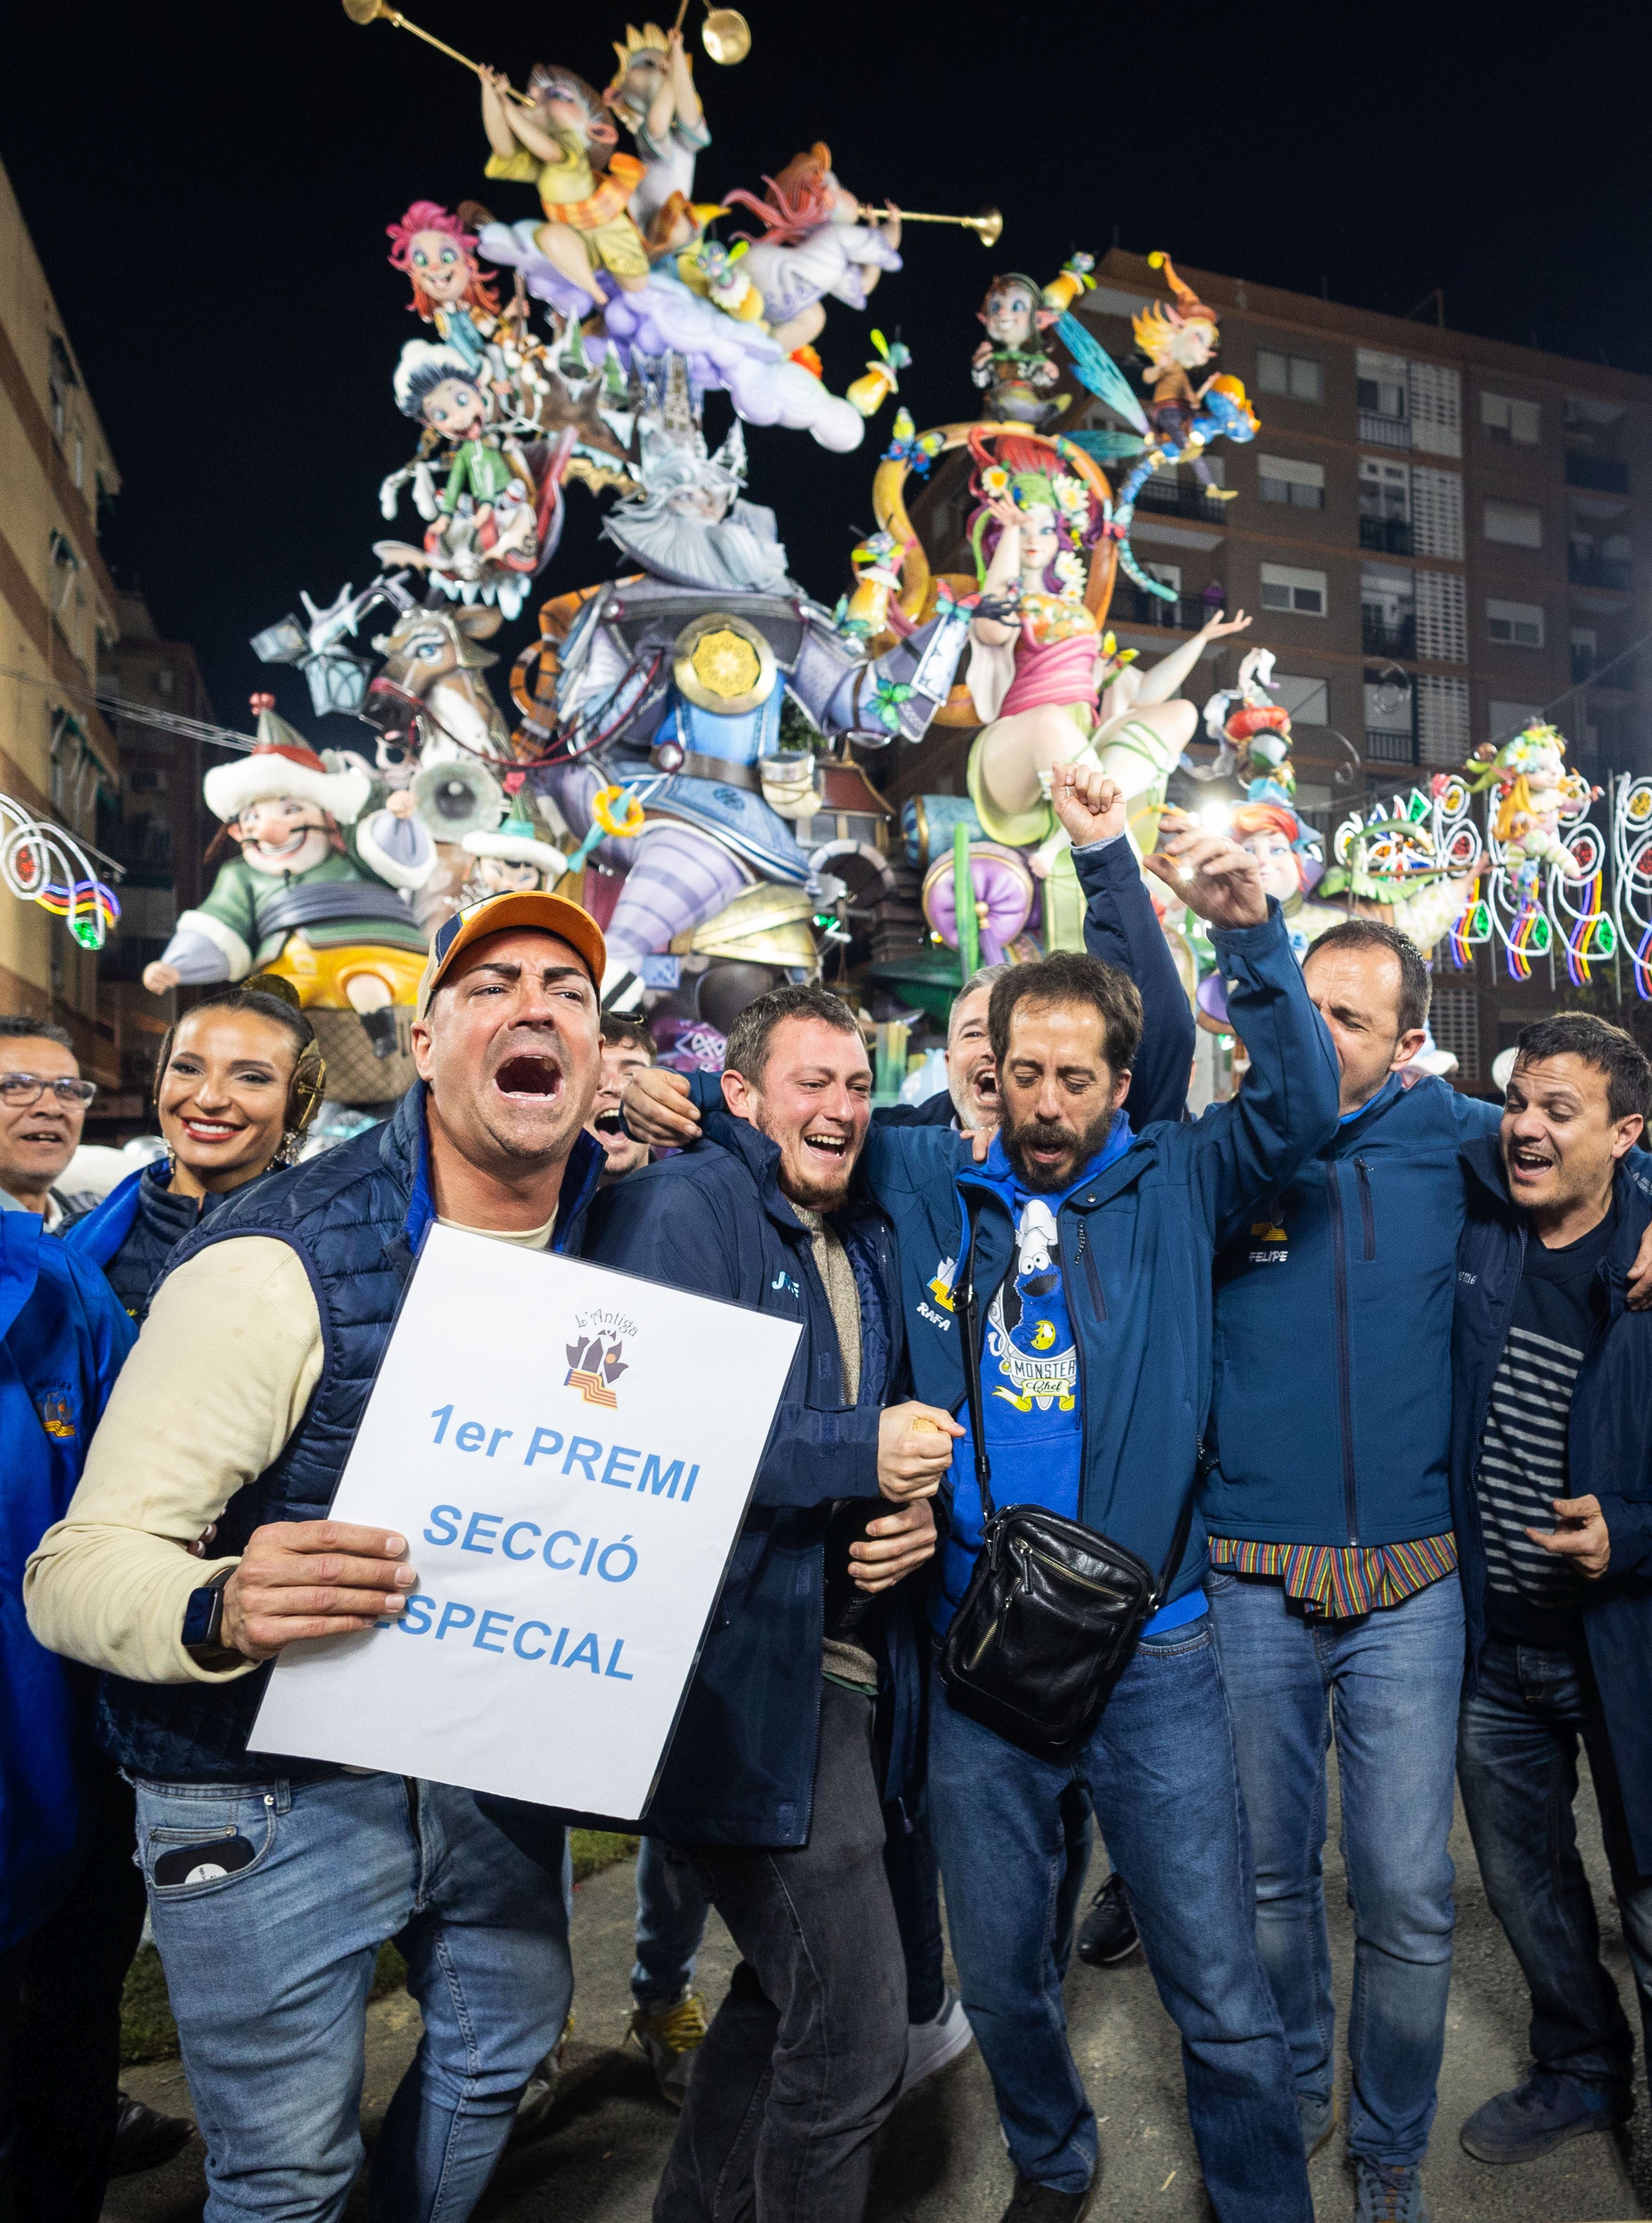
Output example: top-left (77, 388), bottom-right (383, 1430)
top-left (137, 1790), bottom-right (279, 1899)
top-left (1135, 1621), bottom-right (1213, 1660)
top-left (1203, 1567), bottom-right (1238, 1595)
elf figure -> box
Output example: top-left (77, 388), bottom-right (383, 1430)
top-left (142, 699), bottom-right (435, 1061)
top-left (460, 807), bottom-right (569, 900)
top-left (393, 341), bottom-right (543, 578)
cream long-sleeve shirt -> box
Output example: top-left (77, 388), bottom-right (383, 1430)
top-left (24, 1215), bottom-right (555, 1686)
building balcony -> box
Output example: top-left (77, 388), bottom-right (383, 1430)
top-left (1361, 614), bottom-right (1417, 658)
top-left (1129, 475), bottom-right (1229, 521)
top-left (1359, 515), bottom-right (1414, 556)
top-left (1116, 586), bottom-right (1206, 632)
top-left (1365, 729), bottom-right (1417, 765)
top-left (1569, 553), bottom-right (1632, 592)
top-left (1358, 413), bottom-right (1411, 452)
top-left (1565, 454), bottom-right (1629, 495)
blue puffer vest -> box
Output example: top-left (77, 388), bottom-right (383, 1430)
top-left (96, 1085), bottom-right (605, 1785)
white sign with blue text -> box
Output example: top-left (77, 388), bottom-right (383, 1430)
top-left (251, 1223), bottom-right (801, 1816)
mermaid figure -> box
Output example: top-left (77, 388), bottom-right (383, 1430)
top-left (962, 432), bottom-right (1249, 936)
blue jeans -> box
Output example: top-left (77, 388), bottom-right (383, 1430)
top-left (1207, 1568), bottom-right (1462, 2167)
top-left (134, 1771), bottom-right (573, 2223)
top-left (632, 1836), bottom-right (711, 2011)
top-left (1457, 1634), bottom-right (1652, 2101)
top-left (927, 1621), bottom-right (1311, 2220)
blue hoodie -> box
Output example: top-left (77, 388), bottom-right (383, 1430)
top-left (936, 1120), bottom-right (1134, 1625)
top-left (0, 1214), bottom-right (134, 1951)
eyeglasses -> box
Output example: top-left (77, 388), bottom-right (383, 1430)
top-left (0, 1073), bottom-right (98, 1110)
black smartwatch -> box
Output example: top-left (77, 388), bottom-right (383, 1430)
top-left (182, 1568), bottom-right (235, 1657)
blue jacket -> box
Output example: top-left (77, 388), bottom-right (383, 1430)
top-left (1451, 1136), bottom-right (1652, 1868)
top-left (1077, 848), bottom-right (1506, 1549)
top-left (847, 901), bottom-right (1340, 1602)
top-left (875, 1089), bottom-right (958, 1129)
top-left (1202, 1073), bottom-right (1500, 1548)
top-left (96, 1086), bottom-right (607, 1785)
top-left (0, 1214), bottom-right (134, 1950)
top-left (64, 1161), bottom-right (222, 1320)
top-left (579, 1118), bottom-right (918, 1847)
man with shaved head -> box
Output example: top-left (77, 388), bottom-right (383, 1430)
top-left (27, 891), bottom-right (609, 2223)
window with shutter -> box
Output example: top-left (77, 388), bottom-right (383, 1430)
top-left (1259, 563), bottom-right (1327, 616)
top-left (1410, 468), bottom-right (1464, 560)
top-left (1257, 455), bottom-right (1326, 507)
top-left (1480, 392), bottom-right (1540, 446)
top-left (1415, 675), bottom-right (1470, 766)
top-left (1408, 362), bottom-right (1463, 459)
top-left (1486, 598), bottom-right (1544, 648)
top-left (1272, 674), bottom-right (1329, 723)
top-left (1257, 349), bottom-right (1323, 402)
top-left (1484, 499), bottom-right (1542, 548)
top-left (1415, 572), bottom-right (1468, 662)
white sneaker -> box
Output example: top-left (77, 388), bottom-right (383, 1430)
top-left (511, 2015), bottom-right (571, 2140)
top-left (901, 1987), bottom-right (973, 2095)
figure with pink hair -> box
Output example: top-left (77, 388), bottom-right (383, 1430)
top-left (386, 201), bottom-right (511, 382)
top-left (962, 430), bottom-right (1250, 937)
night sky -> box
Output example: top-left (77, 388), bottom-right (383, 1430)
top-left (5, 1), bottom-right (1650, 733)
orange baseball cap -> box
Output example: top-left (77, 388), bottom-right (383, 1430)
top-left (415, 890), bottom-right (607, 1018)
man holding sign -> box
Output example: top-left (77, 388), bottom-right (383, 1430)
top-left (582, 982), bottom-right (956, 2223)
top-left (26, 890), bottom-right (611, 2223)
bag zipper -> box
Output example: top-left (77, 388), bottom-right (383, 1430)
top-left (1355, 1158), bottom-right (1376, 1261)
top-left (1324, 1160), bottom-right (1360, 1544)
top-left (1020, 1539), bottom-right (1133, 1603)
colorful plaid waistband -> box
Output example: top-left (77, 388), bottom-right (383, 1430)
top-left (1206, 1532), bottom-right (1458, 1618)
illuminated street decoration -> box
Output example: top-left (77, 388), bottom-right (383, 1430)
top-left (0, 792), bottom-right (121, 951)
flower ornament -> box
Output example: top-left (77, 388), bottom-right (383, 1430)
top-left (1053, 549), bottom-right (1085, 593)
top-left (1053, 473), bottom-right (1089, 517)
top-left (981, 465), bottom-right (1011, 499)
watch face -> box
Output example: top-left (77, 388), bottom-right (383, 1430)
top-left (181, 1583), bottom-right (223, 1651)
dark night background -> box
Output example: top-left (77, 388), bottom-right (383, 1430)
top-left (4, 0), bottom-right (1651, 732)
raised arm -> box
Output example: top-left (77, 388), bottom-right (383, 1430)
top-left (1125, 608), bottom-right (1252, 710)
top-left (1143, 818), bottom-right (1339, 1233)
top-left (1058, 766), bottom-right (1195, 1127)
top-left (479, 64), bottom-right (519, 162)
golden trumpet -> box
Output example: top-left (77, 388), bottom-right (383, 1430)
top-left (895, 208), bottom-right (1005, 248)
top-left (671, 0), bottom-right (753, 64)
top-left (341, 0), bottom-right (535, 104)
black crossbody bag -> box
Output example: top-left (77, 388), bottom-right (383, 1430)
top-left (937, 1194), bottom-right (1195, 1760)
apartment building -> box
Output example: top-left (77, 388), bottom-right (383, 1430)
top-left (0, 155), bottom-right (124, 1084)
top-left (92, 589), bottom-right (216, 1127)
top-left (1068, 251), bottom-right (1652, 1084)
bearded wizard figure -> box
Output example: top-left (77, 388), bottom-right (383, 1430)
top-left (523, 357), bottom-right (970, 1001)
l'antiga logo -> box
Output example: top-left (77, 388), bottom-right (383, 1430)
top-left (565, 1307), bottom-right (638, 1409)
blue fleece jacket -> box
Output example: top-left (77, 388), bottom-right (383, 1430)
top-left (0, 1214), bottom-right (134, 1951)
top-left (936, 1121), bottom-right (1133, 1625)
top-left (862, 902), bottom-right (1341, 1603)
top-left (1076, 851), bottom-right (1504, 1549)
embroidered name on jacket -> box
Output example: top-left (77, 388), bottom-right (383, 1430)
top-left (1249, 1213), bottom-right (1288, 1266)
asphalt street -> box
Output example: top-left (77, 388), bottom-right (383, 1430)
top-left (108, 1758), bottom-right (1649, 2223)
